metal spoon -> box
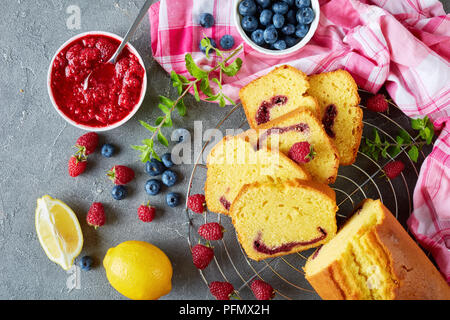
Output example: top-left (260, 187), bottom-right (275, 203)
top-left (83, 0), bottom-right (153, 90)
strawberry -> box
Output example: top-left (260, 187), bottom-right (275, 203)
top-left (138, 202), bottom-right (155, 223)
top-left (198, 222), bottom-right (224, 241)
top-left (383, 160), bottom-right (405, 179)
top-left (187, 194), bottom-right (206, 213)
top-left (75, 132), bottom-right (99, 156)
top-left (107, 165), bottom-right (135, 185)
top-left (68, 155), bottom-right (87, 177)
top-left (209, 281), bottom-right (235, 300)
top-left (87, 202), bottom-right (105, 229)
top-left (367, 93), bottom-right (389, 113)
top-left (288, 141), bottom-right (316, 164)
top-left (191, 244), bottom-right (214, 270)
top-left (250, 279), bottom-right (275, 300)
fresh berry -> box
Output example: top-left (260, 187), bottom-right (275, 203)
top-left (145, 179), bottom-right (162, 196)
top-left (256, 0), bottom-right (270, 8)
top-left (383, 161), bottom-right (405, 179)
top-left (296, 0), bottom-right (311, 8)
top-left (259, 9), bottom-right (273, 26)
top-left (68, 155), bottom-right (87, 177)
top-left (101, 143), bottom-right (115, 157)
top-left (161, 170), bottom-right (177, 187)
top-left (251, 29), bottom-right (265, 46)
top-left (273, 39), bottom-right (287, 50)
top-left (111, 185), bottom-right (127, 200)
top-left (87, 202), bottom-right (105, 228)
top-left (367, 93), bottom-right (389, 112)
top-left (238, 0), bottom-right (257, 16)
top-left (172, 128), bottom-right (190, 143)
top-left (192, 244), bottom-right (214, 270)
top-left (199, 37), bottom-right (217, 53)
top-left (166, 192), bottom-right (180, 207)
top-left (137, 202), bottom-right (156, 222)
top-left (264, 26), bottom-right (278, 44)
top-left (75, 132), bottom-right (98, 156)
top-left (241, 15), bottom-right (259, 32)
top-left (198, 222), bottom-right (224, 241)
top-left (209, 281), bottom-right (235, 300)
top-left (187, 194), bottom-right (206, 213)
top-left (220, 35), bottom-right (235, 50)
top-left (282, 0), bottom-right (295, 5)
top-left (250, 279), bottom-right (275, 300)
top-left (282, 24), bottom-right (296, 35)
top-left (272, 1), bottom-right (289, 14)
top-left (107, 165), bottom-right (135, 185)
top-left (295, 23), bottom-right (309, 38)
top-left (285, 35), bottom-right (300, 47)
top-left (297, 7), bottom-right (315, 24)
top-left (78, 256), bottom-right (93, 271)
top-left (146, 158), bottom-right (165, 176)
top-left (273, 13), bottom-right (285, 29)
top-left (199, 13), bottom-right (214, 28)
top-left (161, 153), bottom-right (174, 168)
top-left (286, 9), bottom-right (297, 24)
top-left (288, 141), bottom-right (315, 164)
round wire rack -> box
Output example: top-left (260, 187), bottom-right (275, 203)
top-left (184, 89), bottom-right (431, 300)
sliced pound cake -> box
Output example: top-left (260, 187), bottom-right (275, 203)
top-left (239, 65), bottom-right (319, 129)
top-left (255, 109), bottom-right (339, 184)
top-left (205, 134), bottom-right (310, 215)
top-left (307, 70), bottom-right (363, 165)
top-left (304, 199), bottom-right (450, 300)
top-left (229, 179), bottom-right (338, 261)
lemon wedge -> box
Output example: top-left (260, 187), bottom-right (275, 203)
top-left (35, 195), bottom-right (83, 270)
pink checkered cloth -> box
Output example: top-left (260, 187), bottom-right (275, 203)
top-left (149, 0), bottom-right (450, 282)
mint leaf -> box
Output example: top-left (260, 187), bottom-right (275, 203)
top-left (185, 54), bottom-right (208, 79)
top-left (193, 82), bottom-right (200, 102)
top-left (397, 129), bottom-right (411, 144)
top-left (408, 145), bottom-right (419, 162)
top-left (139, 120), bottom-right (157, 133)
top-left (170, 71), bottom-right (183, 95)
top-left (157, 131), bottom-right (169, 147)
top-left (411, 118), bottom-right (425, 130)
top-left (200, 78), bottom-right (214, 97)
top-left (175, 98), bottom-right (187, 116)
top-left (220, 58), bottom-right (243, 77)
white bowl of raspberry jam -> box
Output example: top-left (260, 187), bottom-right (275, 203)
top-left (47, 31), bottom-right (147, 131)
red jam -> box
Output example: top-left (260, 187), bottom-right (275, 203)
top-left (50, 34), bottom-right (145, 128)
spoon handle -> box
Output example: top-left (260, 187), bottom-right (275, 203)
top-left (109, 0), bottom-right (153, 64)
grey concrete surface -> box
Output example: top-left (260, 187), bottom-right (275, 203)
top-left (0, 0), bottom-right (448, 300)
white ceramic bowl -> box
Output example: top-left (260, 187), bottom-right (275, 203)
top-left (234, 0), bottom-right (320, 56)
top-left (47, 31), bottom-right (147, 132)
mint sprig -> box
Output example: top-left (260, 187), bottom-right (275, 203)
top-left (132, 38), bottom-right (244, 163)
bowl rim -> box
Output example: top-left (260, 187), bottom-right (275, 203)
top-left (233, 0), bottom-right (320, 56)
top-left (47, 30), bottom-right (147, 132)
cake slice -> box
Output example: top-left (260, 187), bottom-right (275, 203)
top-left (239, 65), bottom-right (319, 129)
top-left (307, 70), bottom-right (363, 165)
top-left (304, 199), bottom-right (450, 300)
top-left (229, 179), bottom-right (338, 261)
top-left (205, 134), bottom-right (310, 215)
top-left (255, 109), bottom-right (339, 184)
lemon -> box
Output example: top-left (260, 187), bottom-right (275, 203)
top-left (35, 195), bottom-right (83, 270)
top-left (103, 240), bottom-right (173, 300)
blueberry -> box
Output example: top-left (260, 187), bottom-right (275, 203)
top-left (281, 0), bottom-right (295, 5)
top-left (241, 15), bottom-right (259, 32)
top-left (259, 9), bottom-right (273, 26)
top-left (161, 152), bottom-right (174, 168)
top-left (199, 13), bottom-right (214, 28)
top-left (199, 37), bottom-right (217, 53)
top-left (145, 158), bottom-right (165, 176)
top-left (166, 192), bottom-right (180, 207)
top-left (78, 256), bottom-right (93, 271)
top-left (273, 39), bottom-right (287, 50)
top-left (161, 170), bottom-right (177, 187)
top-left (295, 23), bottom-right (309, 38)
top-left (101, 144), bottom-right (115, 157)
top-left (220, 35), bottom-right (235, 50)
top-left (273, 13), bottom-right (285, 29)
top-left (111, 185), bottom-right (127, 200)
top-left (238, 0), bottom-right (257, 16)
top-left (256, 0), bottom-right (271, 8)
top-left (295, 0), bottom-right (311, 8)
top-left (263, 26), bottom-right (278, 44)
top-left (251, 29), bottom-right (265, 46)
top-left (296, 7), bottom-right (315, 24)
top-left (272, 2), bottom-right (289, 14)
top-left (281, 24), bottom-right (296, 35)
top-left (285, 35), bottom-right (300, 47)
top-left (172, 128), bottom-right (190, 143)
top-left (145, 179), bottom-right (162, 195)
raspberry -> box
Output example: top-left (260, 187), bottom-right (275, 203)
top-left (191, 244), bottom-right (214, 270)
top-left (68, 155), bottom-right (87, 177)
top-left (287, 141), bottom-right (315, 164)
top-left (137, 202), bottom-right (156, 222)
top-left (198, 222), bottom-right (224, 241)
top-left (187, 194), bottom-right (206, 213)
top-left (367, 93), bottom-right (389, 112)
top-left (250, 279), bottom-right (275, 300)
top-left (107, 165), bottom-right (135, 185)
top-left (209, 281), bottom-right (235, 300)
top-left (86, 202), bottom-right (105, 229)
top-left (75, 132), bottom-right (99, 156)
top-left (383, 160), bottom-right (405, 179)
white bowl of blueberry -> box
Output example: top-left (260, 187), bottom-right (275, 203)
top-left (234, 0), bottom-right (320, 55)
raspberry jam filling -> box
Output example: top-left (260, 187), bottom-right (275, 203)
top-left (219, 196), bottom-right (231, 210)
top-left (255, 95), bottom-right (288, 125)
top-left (50, 34), bottom-right (145, 128)
top-left (322, 104), bottom-right (337, 138)
top-left (257, 123), bottom-right (309, 149)
top-left (253, 227), bottom-right (327, 255)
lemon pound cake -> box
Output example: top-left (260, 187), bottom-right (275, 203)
top-left (256, 109), bottom-right (339, 184)
top-left (205, 134), bottom-right (310, 215)
top-left (239, 65), bottom-right (319, 129)
top-left (229, 179), bottom-right (338, 261)
top-left (304, 199), bottom-right (450, 300)
top-left (307, 70), bottom-right (363, 165)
